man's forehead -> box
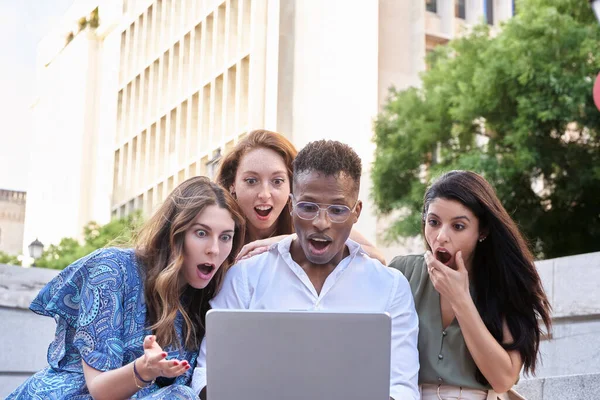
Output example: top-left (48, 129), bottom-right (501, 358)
top-left (293, 170), bottom-right (357, 202)
top-left (293, 170), bottom-right (354, 186)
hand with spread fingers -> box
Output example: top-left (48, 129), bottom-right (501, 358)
top-left (424, 250), bottom-right (470, 307)
top-left (136, 335), bottom-right (190, 381)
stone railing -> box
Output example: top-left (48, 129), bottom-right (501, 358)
top-left (0, 264), bottom-right (59, 398)
top-left (515, 373), bottom-right (600, 400)
top-left (512, 251), bottom-right (600, 399)
top-left (1, 251), bottom-right (600, 398)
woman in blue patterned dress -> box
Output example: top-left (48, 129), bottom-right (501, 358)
top-left (7, 176), bottom-right (245, 400)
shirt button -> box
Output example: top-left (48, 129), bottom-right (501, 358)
top-left (438, 354), bottom-right (444, 360)
top-left (442, 331), bottom-right (447, 336)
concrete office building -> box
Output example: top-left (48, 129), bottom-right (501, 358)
top-left (22, 1), bottom-right (113, 260)
top-left (0, 189), bottom-right (26, 256)
top-left (24, 0), bottom-right (514, 260)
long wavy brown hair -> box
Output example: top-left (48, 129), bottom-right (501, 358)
top-left (216, 129), bottom-right (297, 242)
top-left (135, 176), bottom-right (245, 351)
top-left (422, 170), bottom-right (552, 383)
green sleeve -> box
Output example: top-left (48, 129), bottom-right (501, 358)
top-left (388, 255), bottom-right (420, 281)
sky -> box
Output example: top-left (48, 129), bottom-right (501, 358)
top-left (0, 0), bottom-right (75, 192)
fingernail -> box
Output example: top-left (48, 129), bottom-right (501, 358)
top-left (162, 352), bottom-right (167, 358)
top-left (173, 361), bottom-right (179, 366)
top-left (185, 365), bottom-right (190, 370)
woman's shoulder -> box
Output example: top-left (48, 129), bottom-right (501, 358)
top-left (53, 247), bottom-right (137, 288)
top-left (88, 247), bottom-right (137, 267)
top-left (30, 248), bottom-right (139, 320)
top-left (81, 247), bottom-right (139, 282)
top-left (388, 254), bottom-right (426, 280)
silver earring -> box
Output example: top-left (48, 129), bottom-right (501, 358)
top-left (479, 237), bottom-right (486, 243)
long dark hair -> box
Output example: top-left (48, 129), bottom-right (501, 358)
top-left (422, 170), bottom-right (551, 384)
top-left (216, 129), bottom-right (297, 242)
top-left (135, 176), bottom-right (245, 350)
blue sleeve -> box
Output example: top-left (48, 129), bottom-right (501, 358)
top-left (30, 248), bottom-right (135, 372)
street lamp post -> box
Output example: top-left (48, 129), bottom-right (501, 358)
top-left (28, 238), bottom-right (44, 267)
top-left (592, 1), bottom-right (600, 111)
top-left (591, 0), bottom-right (600, 23)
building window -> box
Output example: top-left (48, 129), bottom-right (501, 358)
top-left (485, 0), bottom-right (495, 25)
top-left (426, 0), bottom-right (437, 13)
top-left (206, 148), bottom-right (222, 180)
top-left (456, 0), bottom-right (466, 19)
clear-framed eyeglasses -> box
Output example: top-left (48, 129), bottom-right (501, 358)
top-left (290, 194), bottom-right (358, 223)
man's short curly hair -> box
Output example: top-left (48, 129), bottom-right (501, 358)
top-left (292, 140), bottom-right (362, 194)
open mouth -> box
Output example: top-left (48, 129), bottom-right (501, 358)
top-left (435, 249), bottom-right (452, 265)
top-left (308, 237), bottom-right (332, 255)
top-left (197, 263), bottom-right (215, 278)
top-left (254, 205), bottom-right (273, 218)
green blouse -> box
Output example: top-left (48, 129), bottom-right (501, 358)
top-left (389, 254), bottom-right (490, 390)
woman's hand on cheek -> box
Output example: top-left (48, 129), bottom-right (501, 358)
top-left (425, 250), bottom-right (470, 306)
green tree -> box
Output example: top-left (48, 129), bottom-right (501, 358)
top-left (36, 212), bottom-right (144, 270)
top-left (0, 251), bottom-right (20, 265)
top-left (372, 0), bottom-right (600, 259)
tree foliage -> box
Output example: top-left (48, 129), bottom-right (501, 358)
top-left (36, 212), bottom-right (143, 270)
top-left (0, 251), bottom-right (20, 265)
top-left (372, 0), bottom-right (600, 259)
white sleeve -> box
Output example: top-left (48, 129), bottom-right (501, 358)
top-left (191, 263), bottom-right (251, 395)
top-left (388, 273), bottom-right (420, 400)
top-left (191, 337), bottom-right (208, 395)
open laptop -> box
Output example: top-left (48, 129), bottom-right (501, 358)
top-left (205, 309), bottom-right (391, 400)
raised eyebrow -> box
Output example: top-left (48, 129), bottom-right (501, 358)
top-left (191, 223), bottom-right (212, 231)
top-left (426, 213), bottom-right (470, 222)
top-left (192, 224), bottom-right (235, 234)
top-left (240, 170), bottom-right (287, 177)
top-left (300, 196), bottom-right (347, 204)
top-left (452, 216), bottom-right (471, 222)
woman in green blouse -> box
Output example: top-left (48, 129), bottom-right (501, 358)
top-left (390, 171), bottom-right (551, 400)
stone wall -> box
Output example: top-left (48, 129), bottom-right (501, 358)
top-left (515, 373), bottom-right (600, 400)
top-left (1, 251), bottom-right (600, 398)
top-left (532, 251), bottom-right (600, 378)
top-left (0, 264), bottom-right (58, 398)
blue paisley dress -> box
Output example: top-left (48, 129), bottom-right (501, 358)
top-left (7, 248), bottom-right (198, 400)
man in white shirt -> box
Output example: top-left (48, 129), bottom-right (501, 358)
top-left (192, 140), bottom-right (419, 400)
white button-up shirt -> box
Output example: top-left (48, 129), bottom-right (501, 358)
top-left (192, 236), bottom-right (420, 400)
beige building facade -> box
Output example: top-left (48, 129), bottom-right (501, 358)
top-left (22, 2), bottom-right (107, 261)
top-left (24, 0), bottom-right (514, 261)
top-left (0, 189), bottom-right (26, 256)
